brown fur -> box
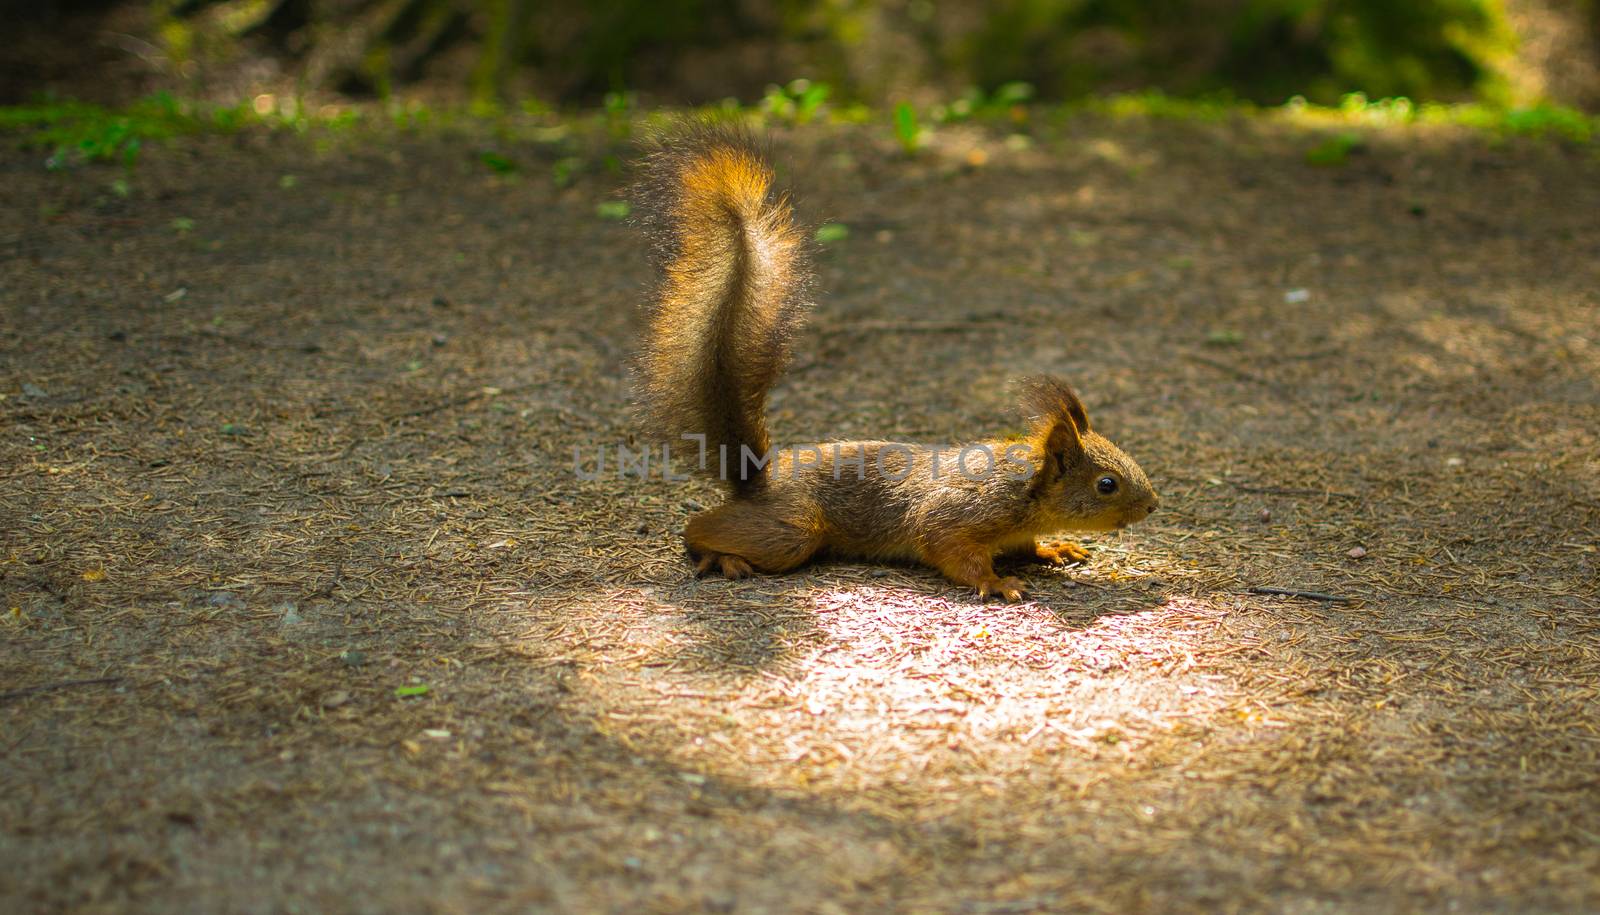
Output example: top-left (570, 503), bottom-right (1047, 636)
top-left (634, 125), bottom-right (1159, 601)
top-left (634, 122), bottom-right (808, 496)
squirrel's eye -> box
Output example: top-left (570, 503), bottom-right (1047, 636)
top-left (1096, 476), bottom-right (1118, 495)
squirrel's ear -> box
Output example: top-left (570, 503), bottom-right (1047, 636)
top-left (1018, 375), bottom-right (1091, 483)
top-left (1056, 383), bottom-right (1091, 435)
top-left (1019, 375), bottom-right (1092, 435)
top-left (1042, 412), bottom-right (1086, 477)
top-left (1019, 375), bottom-right (1092, 479)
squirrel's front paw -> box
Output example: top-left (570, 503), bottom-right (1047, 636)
top-left (694, 552), bottom-right (754, 580)
top-left (977, 575), bottom-right (1027, 602)
top-left (1036, 540), bottom-right (1091, 566)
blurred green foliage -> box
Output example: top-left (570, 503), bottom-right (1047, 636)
top-left (1304, 131), bottom-right (1364, 166)
top-left (762, 79), bottom-right (831, 124)
top-left (0, 91), bottom-right (365, 172)
top-left (0, 92), bottom-right (238, 169)
top-left (961, 0), bottom-right (1514, 105)
top-left (156, 0), bottom-right (1533, 107)
top-left (893, 102), bottom-right (923, 154)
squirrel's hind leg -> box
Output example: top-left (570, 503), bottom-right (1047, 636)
top-left (694, 552), bottom-right (755, 579)
top-left (685, 498), bottom-right (824, 579)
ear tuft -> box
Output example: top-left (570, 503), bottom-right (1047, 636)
top-left (1019, 376), bottom-right (1089, 481)
top-left (1018, 375), bottom-right (1092, 435)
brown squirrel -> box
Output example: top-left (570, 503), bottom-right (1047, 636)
top-left (634, 124), bottom-right (1158, 601)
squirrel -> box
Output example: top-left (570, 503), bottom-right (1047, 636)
top-left (633, 124), bottom-right (1158, 601)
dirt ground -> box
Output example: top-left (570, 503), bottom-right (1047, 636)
top-left (3, 111), bottom-right (1598, 913)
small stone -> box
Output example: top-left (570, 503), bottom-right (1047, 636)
top-left (21, 383), bottom-right (47, 398)
top-left (683, 499), bottom-right (704, 512)
top-left (205, 591), bottom-right (238, 607)
top-left (635, 522), bottom-right (650, 535)
top-left (1347, 546), bottom-right (1368, 560)
top-left (1258, 508), bottom-right (1272, 523)
top-left (339, 650), bottom-right (367, 667)
top-left (321, 690), bottom-right (351, 708)
top-left (278, 603), bottom-right (303, 625)
top-left (431, 333), bottom-right (449, 347)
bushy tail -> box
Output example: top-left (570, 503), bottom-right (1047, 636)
top-left (634, 123), bottom-right (810, 495)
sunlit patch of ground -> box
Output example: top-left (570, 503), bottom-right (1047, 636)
top-left (558, 584), bottom-right (1243, 799)
top-left (3, 113), bottom-right (1598, 911)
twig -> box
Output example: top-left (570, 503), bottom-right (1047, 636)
top-left (818, 319), bottom-right (1018, 335)
top-left (194, 330), bottom-right (327, 355)
top-left (4, 725), bottom-right (34, 754)
top-left (1247, 587), bottom-right (1352, 603)
top-left (1233, 483), bottom-right (1360, 501)
top-left (0, 676), bottom-right (124, 704)
top-left (386, 393), bottom-right (484, 421)
top-left (1183, 352), bottom-right (1276, 387)
top-left (382, 382), bottom-right (545, 422)
top-left (962, 899), bottom-right (1063, 914)
top-left (304, 562), bottom-right (344, 602)
top-left (1184, 352), bottom-right (1320, 419)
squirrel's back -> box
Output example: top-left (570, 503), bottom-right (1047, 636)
top-left (634, 124), bottom-right (810, 495)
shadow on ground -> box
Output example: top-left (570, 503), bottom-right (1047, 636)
top-left (3, 113), bottom-right (1598, 912)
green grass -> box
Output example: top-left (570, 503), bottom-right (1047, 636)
top-left (814, 223), bottom-right (850, 244)
top-left (1080, 89), bottom-right (1596, 143)
top-left (5, 87), bottom-right (1591, 178)
top-left (933, 81), bottom-right (1036, 123)
top-left (1431, 101), bottom-right (1597, 141)
top-left (762, 79), bottom-right (831, 125)
top-left (1305, 131), bottom-right (1364, 166)
top-left (892, 102), bottom-right (923, 155)
top-left (0, 93), bottom-right (218, 169)
top-left (0, 91), bottom-right (362, 170)
top-left (1085, 90), bottom-right (1248, 123)
top-left (478, 150), bottom-right (516, 174)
